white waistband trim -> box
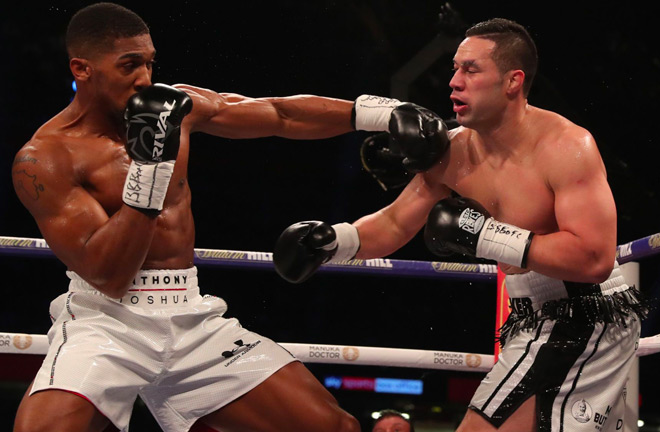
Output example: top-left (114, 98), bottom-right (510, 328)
top-left (66, 267), bottom-right (200, 307)
top-left (505, 261), bottom-right (628, 306)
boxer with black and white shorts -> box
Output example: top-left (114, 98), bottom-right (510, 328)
top-left (469, 263), bottom-right (645, 431)
top-left (272, 18), bottom-right (647, 432)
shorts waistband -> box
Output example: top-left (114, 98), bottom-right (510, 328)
top-left (66, 267), bottom-right (200, 308)
top-left (505, 261), bottom-right (628, 311)
top-left (498, 262), bottom-right (650, 346)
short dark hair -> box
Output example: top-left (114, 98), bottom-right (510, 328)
top-left (372, 409), bottom-right (414, 432)
top-left (465, 18), bottom-right (538, 97)
top-left (66, 2), bottom-right (149, 59)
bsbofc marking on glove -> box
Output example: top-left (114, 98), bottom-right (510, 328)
top-left (424, 196), bottom-right (534, 267)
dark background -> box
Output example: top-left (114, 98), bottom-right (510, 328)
top-left (1, 1), bottom-right (659, 430)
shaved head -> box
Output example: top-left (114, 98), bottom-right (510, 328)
top-left (66, 2), bottom-right (149, 59)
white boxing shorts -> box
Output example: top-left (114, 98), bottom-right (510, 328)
top-left (30, 267), bottom-right (297, 432)
top-left (469, 262), bottom-right (646, 432)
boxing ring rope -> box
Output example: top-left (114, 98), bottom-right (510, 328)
top-left (1, 233), bottom-right (659, 371)
top-left (2, 231), bottom-right (658, 280)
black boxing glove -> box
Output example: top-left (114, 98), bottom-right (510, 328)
top-left (424, 197), bottom-right (534, 268)
top-left (352, 94), bottom-right (450, 172)
top-left (274, 221), bottom-right (360, 283)
top-left (123, 83), bottom-right (193, 211)
top-left (360, 132), bottom-right (414, 191)
top-left (389, 103), bottom-right (450, 172)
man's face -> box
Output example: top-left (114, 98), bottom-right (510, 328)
top-left (372, 416), bottom-right (411, 432)
top-left (578, 401), bottom-right (586, 413)
top-left (85, 33), bottom-right (156, 115)
top-left (449, 36), bottom-right (509, 128)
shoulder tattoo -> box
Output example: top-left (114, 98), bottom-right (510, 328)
top-left (12, 155), bottom-right (38, 166)
top-left (12, 157), bottom-right (44, 200)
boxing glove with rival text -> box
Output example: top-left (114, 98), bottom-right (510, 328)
top-left (123, 83), bottom-right (193, 212)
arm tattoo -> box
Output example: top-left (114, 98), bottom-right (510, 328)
top-left (13, 155), bottom-right (38, 166)
top-left (13, 169), bottom-right (45, 200)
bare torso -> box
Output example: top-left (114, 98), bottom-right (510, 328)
top-left (22, 109), bottom-right (196, 269)
top-left (430, 106), bottom-right (590, 234)
top-left (355, 104), bottom-right (616, 283)
top-left (13, 84), bottom-right (354, 295)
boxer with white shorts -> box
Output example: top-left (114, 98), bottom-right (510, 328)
top-left (12, 3), bottom-right (441, 430)
top-left (10, 1), bottom-right (447, 430)
top-left (32, 268), bottom-right (296, 432)
top-left (273, 18), bottom-right (647, 432)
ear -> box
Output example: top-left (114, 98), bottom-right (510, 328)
top-left (70, 58), bottom-right (91, 82)
top-left (506, 70), bottom-right (525, 96)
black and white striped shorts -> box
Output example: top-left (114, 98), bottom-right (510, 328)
top-left (470, 264), bottom-right (644, 432)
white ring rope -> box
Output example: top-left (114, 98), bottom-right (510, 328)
top-left (1, 332), bottom-right (658, 373)
top-left (1, 233), bottom-right (659, 372)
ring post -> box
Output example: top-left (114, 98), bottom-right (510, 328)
top-left (620, 262), bottom-right (640, 432)
top-left (494, 266), bottom-right (509, 361)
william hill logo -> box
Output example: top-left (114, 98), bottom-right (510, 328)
top-left (327, 259), bottom-right (393, 268)
top-left (617, 242), bottom-right (633, 259)
top-left (0, 237), bottom-right (48, 249)
top-left (432, 262), bottom-right (496, 273)
top-left (433, 262), bottom-right (478, 273)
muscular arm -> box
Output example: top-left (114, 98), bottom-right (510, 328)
top-left (174, 84), bottom-right (354, 139)
top-left (354, 173), bottom-right (452, 259)
top-left (524, 133), bottom-right (617, 282)
top-left (12, 143), bottom-right (157, 298)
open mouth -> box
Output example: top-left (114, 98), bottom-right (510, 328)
top-left (451, 97), bottom-right (467, 113)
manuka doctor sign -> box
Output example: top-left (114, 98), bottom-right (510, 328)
top-left (308, 345), bottom-right (341, 359)
top-left (434, 352), bottom-right (469, 366)
top-left (0, 333), bottom-right (10, 348)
